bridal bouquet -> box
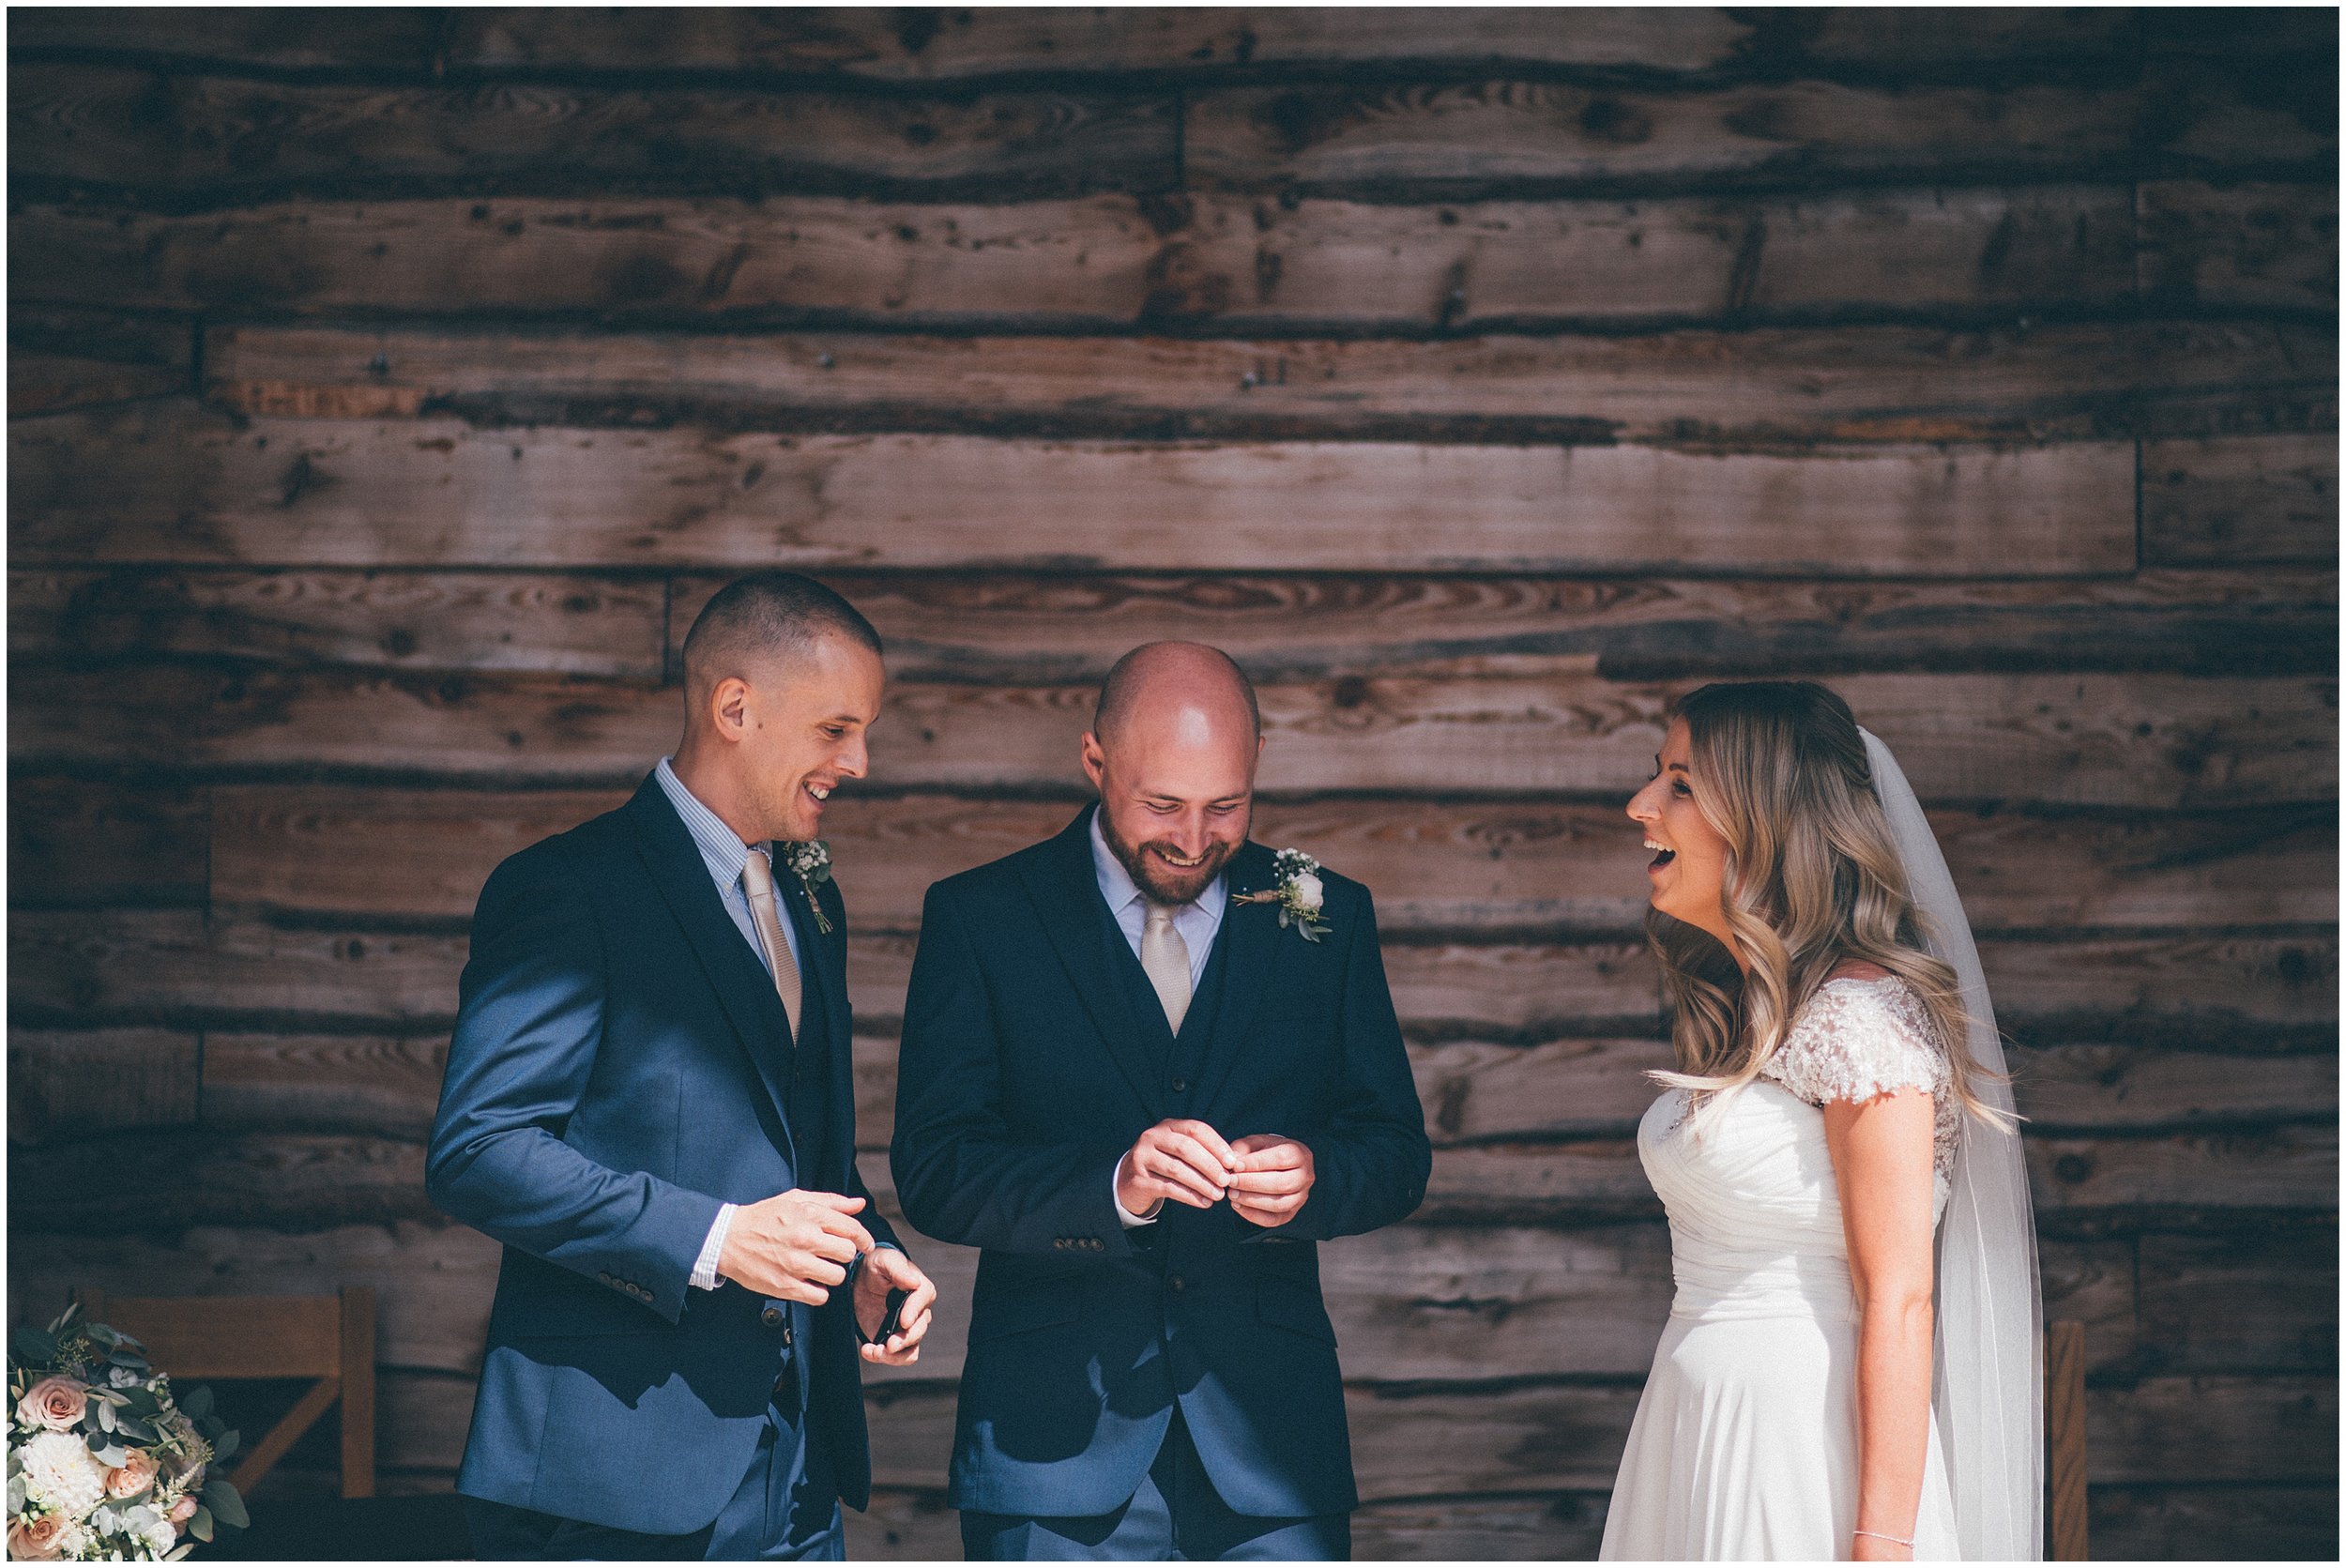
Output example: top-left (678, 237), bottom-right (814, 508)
top-left (7, 1302), bottom-right (247, 1560)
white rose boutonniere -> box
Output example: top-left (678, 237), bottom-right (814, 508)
top-left (1231, 848), bottom-right (1333, 942)
top-left (781, 840), bottom-right (835, 935)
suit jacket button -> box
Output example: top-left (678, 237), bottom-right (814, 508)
top-left (598, 1272), bottom-right (613, 1285)
top-left (762, 1305), bottom-right (784, 1328)
top-left (1171, 1077), bottom-right (1188, 1093)
top-left (1054, 1238), bottom-right (1067, 1249)
top-left (1168, 1274), bottom-right (1186, 1293)
top-left (1089, 1238), bottom-right (1103, 1251)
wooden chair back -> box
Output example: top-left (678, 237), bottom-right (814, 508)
top-left (76, 1286), bottom-right (375, 1499)
top-left (2047, 1318), bottom-right (2088, 1560)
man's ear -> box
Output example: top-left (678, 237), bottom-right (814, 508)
top-left (1079, 731), bottom-right (1106, 790)
top-left (711, 676), bottom-right (752, 740)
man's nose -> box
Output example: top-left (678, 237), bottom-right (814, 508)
top-left (838, 736), bottom-right (869, 779)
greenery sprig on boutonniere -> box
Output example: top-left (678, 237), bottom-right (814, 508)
top-left (782, 840), bottom-right (834, 935)
top-left (1231, 847), bottom-right (1333, 942)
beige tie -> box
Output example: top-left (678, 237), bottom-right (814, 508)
top-left (739, 847), bottom-right (804, 1041)
top-left (1140, 902), bottom-right (1193, 1034)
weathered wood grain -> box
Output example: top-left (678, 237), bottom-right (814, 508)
top-left (2029, 1126), bottom-right (2338, 1218)
top-left (10, 403), bottom-right (2140, 576)
top-left (1348, 1491), bottom-right (1608, 1562)
top-left (2013, 1045), bottom-right (2338, 1133)
top-left (8, 777), bottom-right (206, 908)
top-left (8, 1131), bottom-right (432, 1231)
top-left (444, 8), bottom-right (1764, 80)
top-left (5, 8), bottom-right (446, 73)
top-left (8, 570), bottom-right (669, 677)
top-left (2139, 1232), bottom-right (2338, 1376)
top-left (9, 66), bottom-right (1179, 202)
top-left (5, 1219), bottom-right (500, 1377)
top-left (2138, 180), bottom-right (2338, 313)
top-left (204, 319), bottom-right (2339, 445)
top-left (2088, 1376), bottom-right (2338, 1484)
top-left (1187, 80), bottom-right (2153, 193)
top-left (194, 784), bottom-right (2338, 933)
top-left (1978, 934), bottom-right (2337, 1036)
top-left (15, 664), bottom-right (2335, 811)
top-left (8, 1028), bottom-right (199, 1145)
top-left (202, 1032), bottom-right (450, 1141)
top-left (16, 564), bottom-right (2326, 681)
top-left (8, 186), bottom-right (2137, 327)
top-left (2090, 1484), bottom-right (2340, 1562)
top-left (2142, 433), bottom-right (2339, 567)
top-left (8, 306), bottom-right (192, 418)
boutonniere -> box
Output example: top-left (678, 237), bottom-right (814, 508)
top-left (1231, 847), bottom-right (1332, 942)
top-left (781, 839), bottom-right (835, 935)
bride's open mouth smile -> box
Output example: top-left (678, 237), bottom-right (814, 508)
top-left (1644, 838), bottom-right (1676, 874)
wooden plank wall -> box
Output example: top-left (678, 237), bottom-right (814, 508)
top-left (8, 8), bottom-right (2338, 1559)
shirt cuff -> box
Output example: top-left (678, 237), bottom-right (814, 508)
top-left (1113, 1152), bottom-right (1162, 1227)
top-left (691, 1202), bottom-right (737, 1291)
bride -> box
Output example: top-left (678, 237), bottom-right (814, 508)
top-left (1600, 682), bottom-right (2041, 1561)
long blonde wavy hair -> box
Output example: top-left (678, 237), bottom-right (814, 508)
top-left (1647, 680), bottom-right (2006, 1125)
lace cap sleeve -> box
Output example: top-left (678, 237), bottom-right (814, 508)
top-left (1765, 978), bottom-right (1948, 1108)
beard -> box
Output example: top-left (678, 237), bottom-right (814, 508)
top-left (1100, 806), bottom-right (1242, 906)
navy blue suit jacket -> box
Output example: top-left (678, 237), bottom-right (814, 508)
top-left (427, 775), bottom-right (896, 1535)
top-left (891, 807), bottom-right (1431, 1519)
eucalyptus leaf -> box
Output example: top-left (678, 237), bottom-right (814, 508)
top-left (96, 1398), bottom-right (118, 1433)
top-left (211, 1426), bottom-right (240, 1462)
top-left (12, 1327), bottom-right (57, 1363)
top-left (202, 1479), bottom-right (249, 1530)
top-left (178, 1386), bottom-right (212, 1422)
top-left (117, 1417), bottom-right (158, 1444)
top-left (190, 1505), bottom-right (214, 1544)
top-left (89, 1439), bottom-right (132, 1468)
top-left (168, 1545), bottom-right (194, 1561)
top-left (86, 1323), bottom-right (120, 1348)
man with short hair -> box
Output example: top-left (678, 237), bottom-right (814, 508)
top-left (892, 641), bottom-right (1431, 1560)
top-left (431, 571), bottom-right (937, 1560)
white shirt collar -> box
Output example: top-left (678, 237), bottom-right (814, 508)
top-left (1088, 803), bottom-right (1226, 916)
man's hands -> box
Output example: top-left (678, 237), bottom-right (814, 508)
top-left (717, 1189), bottom-right (873, 1303)
top-left (1227, 1134), bottom-right (1316, 1228)
top-left (1113, 1121), bottom-right (1316, 1229)
top-left (853, 1246), bottom-right (938, 1366)
top-left (1116, 1119), bottom-right (1236, 1219)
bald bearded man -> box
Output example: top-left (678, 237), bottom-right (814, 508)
top-left (891, 643), bottom-right (1431, 1560)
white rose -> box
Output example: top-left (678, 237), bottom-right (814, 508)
top-left (1289, 873), bottom-right (1324, 912)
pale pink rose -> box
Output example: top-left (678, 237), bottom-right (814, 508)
top-left (104, 1449), bottom-right (158, 1499)
top-left (168, 1495), bottom-right (199, 1530)
top-left (14, 1377), bottom-right (86, 1433)
top-left (7, 1515), bottom-right (65, 1560)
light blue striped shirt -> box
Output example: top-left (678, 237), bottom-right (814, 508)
top-left (654, 756), bottom-right (804, 977)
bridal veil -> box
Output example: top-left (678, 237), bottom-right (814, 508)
top-left (1861, 728), bottom-right (2044, 1560)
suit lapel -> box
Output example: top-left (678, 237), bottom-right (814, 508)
top-left (1017, 806), bottom-right (1165, 1115)
top-left (780, 859), bottom-right (846, 1062)
top-left (1189, 840), bottom-right (1281, 1112)
top-left (624, 779), bottom-right (800, 1143)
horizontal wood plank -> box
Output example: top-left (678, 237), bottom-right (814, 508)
top-left (194, 785), bottom-right (2338, 933)
top-left (2138, 180), bottom-right (2338, 313)
top-left (2089, 1484), bottom-right (2340, 1563)
top-left (8, 185), bottom-right (2138, 327)
top-left (8, 305), bottom-right (193, 418)
top-left (9, 1131), bottom-right (432, 1231)
top-left (8, 1028), bottom-right (199, 1145)
top-left (2141, 433), bottom-right (2339, 567)
top-left (6, 8), bottom-right (446, 74)
top-left (1187, 80), bottom-right (2156, 192)
top-left (8, 570), bottom-right (669, 677)
top-left (8, 777), bottom-right (207, 908)
top-left (2088, 1376), bottom-right (2338, 1484)
top-left (16, 666), bottom-right (2331, 811)
top-left (15, 565), bottom-right (2329, 681)
top-left (2009, 1045), bottom-right (2338, 1134)
top-left (202, 1032), bottom-right (450, 1141)
top-left (10, 403), bottom-right (2140, 576)
top-left (444, 8), bottom-right (1763, 80)
top-left (10, 66), bottom-right (1179, 203)
top-left (204, 319), bottom-right (2340, 446)
top-left (2138, 1232), bottom-right (2338, 1376)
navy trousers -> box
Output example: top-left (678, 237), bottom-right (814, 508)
top-left (959, 1411), bottom-right (1350, 1561)
top-left (465, 1393), bottom-right (844, 1560)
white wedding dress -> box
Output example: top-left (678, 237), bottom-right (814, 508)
top-left (1601, 976), bottom-right (1964, 1561)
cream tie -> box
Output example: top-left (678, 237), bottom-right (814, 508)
top-left (739, 846), bottom-right (804, 1041)
top-left (1140, 901), bottom-right (1193, 1034)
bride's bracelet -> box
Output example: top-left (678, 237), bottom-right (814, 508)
top-left (1853, 1528), bottom-right (1914, 1551)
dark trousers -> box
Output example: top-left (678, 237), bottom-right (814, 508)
top-left (959, 1410), bottom-right (1350, 1561)
top-left (465, 1399), bottom-right (844, 1560)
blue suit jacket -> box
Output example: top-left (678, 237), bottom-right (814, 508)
top-left (427, 775), bottom-right (896, 1535)
top-left (891, 806), bottom-right (1431, 1518)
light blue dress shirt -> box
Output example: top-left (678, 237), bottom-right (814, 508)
top-left (1089, 805), bottom-right (1228, 1225)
